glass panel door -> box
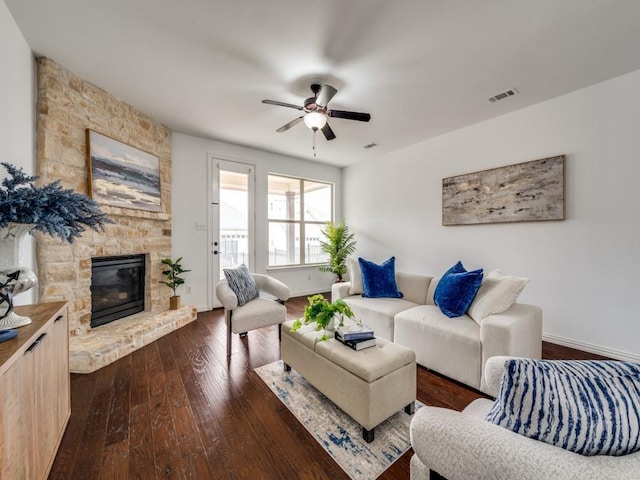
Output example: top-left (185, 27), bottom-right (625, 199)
top-left (218, 167), bottom-right (251, 279)
top-left (209, 157), bottom-right (255, 307)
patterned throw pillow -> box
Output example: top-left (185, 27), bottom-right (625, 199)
top-left (223, 264), bottom-right (259, 306)
top-left (433, 261), bottom-right (483, 318)
top-left (486, 358), bottom-right (640, 456)
top-left (358, 256), bottom-right (403, 298)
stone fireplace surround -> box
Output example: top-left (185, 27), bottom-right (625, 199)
top-left (35, 57), bottom-right (196, 373)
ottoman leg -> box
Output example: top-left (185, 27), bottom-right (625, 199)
top-left (405, 401), bottom-right (415, 415)
top-left (363, 427), bottom-right (375, 443)
top-left (283, 362), bottom-right (291, 372)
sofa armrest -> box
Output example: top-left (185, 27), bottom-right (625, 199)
top-left (252, 274), bottom-right (291, 301)
top-left (331, 282), bottom-right (351, 301)
top-left (479, 303), bottom-right (542, 392)
top-left (410, 406), bottom-right (640, 480)
top-left (482, 356), bottom-right (520, 396)
top-left (216, 281), bottom-right (239, 311)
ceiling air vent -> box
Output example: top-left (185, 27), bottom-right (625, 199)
top-left (488, 87), bottom-right (519, 103)
top-left (363, 143), bottom-right (378, 149)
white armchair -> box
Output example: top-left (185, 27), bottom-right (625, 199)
top-left (216, 273), bottom-right (290, 356)
top-left (410, 356), bottom-right (640, 480)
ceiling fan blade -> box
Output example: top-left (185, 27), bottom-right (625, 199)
top-left (321, 123), bottom-right (336, 141)
top-left (276, 116), bottom-right (304, 132)
top-left (262, 99), bottom-right (303, 110)
top-left (316, 84), bottom-right (338, 107)
top-left (329, 109), bottom-right (371, 122)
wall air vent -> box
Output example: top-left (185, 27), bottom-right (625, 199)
top-left (488, 87), bottom-right (519, 103)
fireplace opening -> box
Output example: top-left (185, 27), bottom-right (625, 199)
top-left (91, 254), bottom-right (145, 328)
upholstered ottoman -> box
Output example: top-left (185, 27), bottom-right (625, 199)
top-left (281, 319), bottom-right (417, 442)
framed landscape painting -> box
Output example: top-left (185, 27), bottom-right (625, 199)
top-left (87, 129), bottom-right (162, 212)
top-left (442, 155), bottom-right (565, 225)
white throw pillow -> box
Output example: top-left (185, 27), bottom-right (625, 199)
top-left (347, 257), bottom-right (363, 295)
top-left (467, 270), bottom-right (528, 324)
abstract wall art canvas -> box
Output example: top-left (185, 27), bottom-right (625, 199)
top-left (442, 155), bottom-right (565, 225)
top-left (87, 129), bottom-right (162, 212)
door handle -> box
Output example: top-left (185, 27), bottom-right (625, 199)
top-left (213, 250), bottom-right (224, 255)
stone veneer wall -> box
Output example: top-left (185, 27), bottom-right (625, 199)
top-left (35, 57), bottom-right (175, 337)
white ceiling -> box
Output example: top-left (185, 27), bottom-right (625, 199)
top-left (6, 0), bottom-right (640, 167)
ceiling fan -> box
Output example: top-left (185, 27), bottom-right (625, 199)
top-left (262, 83), bottom-right (371, 142)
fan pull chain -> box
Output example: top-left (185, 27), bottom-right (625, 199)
top-left (312, 129), bottom-right (317, 157)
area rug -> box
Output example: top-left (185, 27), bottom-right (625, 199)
top-left (255, 360), bottom-right (421, 480)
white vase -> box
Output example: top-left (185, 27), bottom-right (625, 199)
top-left (0, 223), bottom-right (38, 328)
top-left (325, 316), bottom-right (337, 332)
top-left (0, 223), bottom-right (36, 268)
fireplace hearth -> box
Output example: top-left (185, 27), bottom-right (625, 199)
top-left (91, 254), bottom-right (145, 328)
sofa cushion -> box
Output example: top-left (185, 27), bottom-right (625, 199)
top-left (394, 305), bottom-right (481, 389)
top-left (359, 256), bottom-right (403, 298)
top-left (434, 261), bottom-right (483, 317)
top-left (223, 264), bottom-right (259, 306)
top-left (395, 272), bottom-right (432, 305)
top-left (343, 295), bottom-right (418, 341)
top-left (486, 358), bottom-right (640, 457)
top-left (468, 270), bottom-right (529, 325)
top-left (347, 256), bottom-right (363, 295)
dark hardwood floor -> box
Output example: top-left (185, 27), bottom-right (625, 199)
top-left (48, 295), bottom-right (608, 480)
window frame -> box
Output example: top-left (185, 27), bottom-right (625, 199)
top-left (267, 173), bottom-right (334, 268)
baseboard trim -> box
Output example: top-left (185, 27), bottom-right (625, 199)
top-left (543, 333), bottom-right (640, 362)
top-left (290, 288), bottom-right (331, 298)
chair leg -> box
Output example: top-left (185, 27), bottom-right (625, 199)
top-left (226, 311), bottom-right (232, 357)
top-left (276, 300), bottom-right (284, 343)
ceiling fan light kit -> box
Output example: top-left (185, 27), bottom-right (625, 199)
top-left (262, 83), bottom-right (371, 156)
top-left (303, 111), bottom-right (327, 130)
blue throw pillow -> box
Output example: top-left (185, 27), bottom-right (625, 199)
top-left (223, 264), bottom-right (259, 306)
top-left (433, 261), bottom-right (483, 317)
top-left (358, 257), bottom-right (403, 299)
top-left (486, 358), bottom-right (640, 457)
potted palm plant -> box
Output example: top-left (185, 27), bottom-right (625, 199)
top-left (318, 219), bottom-right (356, 282)
top-left (159, 257), bottom-right (191, 310)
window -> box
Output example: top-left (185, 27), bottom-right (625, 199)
top-left (268, 174), bottom-right (333, 267)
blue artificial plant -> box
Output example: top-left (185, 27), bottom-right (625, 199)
top-left (0, 162), bottom-right (112, 243)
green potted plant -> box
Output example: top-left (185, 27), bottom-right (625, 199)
top-left (291, 294), bottom-right (355, 341)
top-left (159, 257), bottom-right (191, 310)
top-left (318, 219), bottom-right (356, 283)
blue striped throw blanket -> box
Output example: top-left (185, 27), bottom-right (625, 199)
top-left (486, 358), bottom-right (640, 456)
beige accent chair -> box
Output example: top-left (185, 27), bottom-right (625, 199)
top-left (410, 356), bottom-right (640, 480)
top-left (216, 274), bottom-right (290, 356)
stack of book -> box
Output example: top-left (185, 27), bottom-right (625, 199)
top-left (335, 325), bottom-right (376, 351)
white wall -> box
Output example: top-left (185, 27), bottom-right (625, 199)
top-left (172, 133), bottom-right (342, 310)
top-left (0, 1), bottom-right (36, 304)
top-left (344, 69), bottom-right (640, 361)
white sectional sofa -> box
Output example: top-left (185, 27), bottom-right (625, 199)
top-left (331, 271), bottom-right (543, 394)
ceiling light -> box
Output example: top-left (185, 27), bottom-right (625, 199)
top-left (304, 111), bottom-right (327, 131)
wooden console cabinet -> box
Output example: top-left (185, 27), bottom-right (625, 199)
top-left (0, 302), bottom-right (70, 480)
